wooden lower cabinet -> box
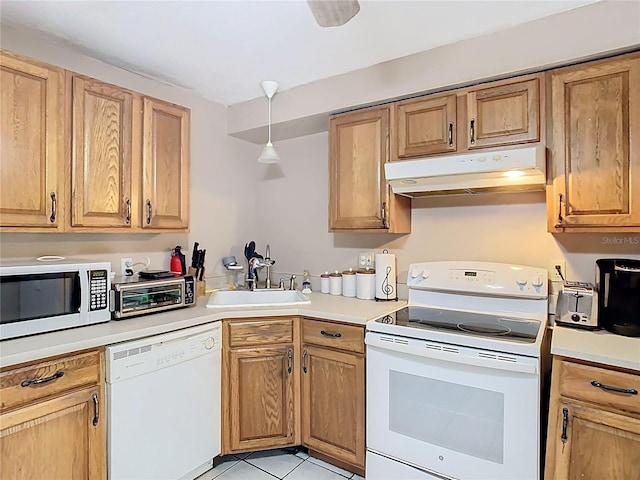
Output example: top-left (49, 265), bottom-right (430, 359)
top-left (545, 356), bottom-right (640, 480)
top-left (222, 316), bottom-right (366, 474)
top-left (301, 344), bottom-right (365, 469)
top-left (227, 346), bottom-right (296, 451)
top-left (222, 317), bottom-right (299, 453)
top-left (0, 348), bottom-right (106, 480)
top-left (1, 386), bottom-right (104, 479)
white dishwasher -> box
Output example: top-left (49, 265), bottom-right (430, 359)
top-left (106, 322), bottom-right (221, 480)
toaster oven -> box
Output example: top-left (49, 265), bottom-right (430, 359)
top-left (110, 275), bottom-right (196, 319)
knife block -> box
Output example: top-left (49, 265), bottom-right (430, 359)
top-left (188, 267), bottom-right (206, 297)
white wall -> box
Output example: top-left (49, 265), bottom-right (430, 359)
top-left (254, 132), bottom-right (640, 292)
top-left (0, 25), bottom-right (261, 287)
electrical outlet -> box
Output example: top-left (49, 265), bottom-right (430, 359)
top-left (358, 252), bottom-right (374, 269)
top-left (548, 259), bottom-right (566, 281)
top-left (121, 257), bottom-right (133, 275)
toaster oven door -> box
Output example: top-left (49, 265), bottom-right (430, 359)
top-left (113, 280), bottom-right (185, 318)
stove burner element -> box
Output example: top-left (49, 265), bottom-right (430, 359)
top-left (457, 322), bottom-right (511, 336)
top-left (377, 306), bottom-right (541, 344)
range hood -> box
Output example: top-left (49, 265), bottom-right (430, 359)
top-left (385, 145), bottom-right (546, 197)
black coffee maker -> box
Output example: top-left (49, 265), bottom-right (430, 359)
top-left (596, 259), bottom-right (640, 337)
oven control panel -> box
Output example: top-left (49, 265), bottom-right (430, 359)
top-left (407, 261), bottom-right (548, 298)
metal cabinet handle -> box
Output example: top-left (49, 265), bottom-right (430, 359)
top-left (92, 393), bottom-right (99, 426)
top-left (448, 122), bottom-right (454, 147)
top-left (145, 199), bottom-right (152, 225)
top-left (124, 198), bottom-right (131, 225)
top-left (302, 349), bottom-right (308, 374)
top-left (21, 370), bottom-right (64, 387)
top-left (381, 202), bottom-right (388, 229)
top-left (561, 407), bottom-right (568, 444)
top-left (591, 380), bottom-right (638, 395)
top-left (320, 330), bottom-right (342, 338)
top-left (287, 348), bottom-right (293, 374)
top-left (49, 192), bottom-right (57, 223)
top-left (556, 193), bottom-right (564, 226)
top-left (469, 118), bottom-right (476, 145)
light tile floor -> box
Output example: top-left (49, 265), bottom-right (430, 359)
top-left (196, 448), bottom-right (364, 480)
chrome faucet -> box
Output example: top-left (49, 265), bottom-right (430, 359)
top-left (247, 244), bottom-right (276, 289)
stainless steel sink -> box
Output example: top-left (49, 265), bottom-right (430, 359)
top-left (205, 289), bottom-right (310, 308)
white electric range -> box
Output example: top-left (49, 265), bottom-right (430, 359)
top-left (365, 261), bottom-right (549, 480)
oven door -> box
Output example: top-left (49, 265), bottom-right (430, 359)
top-left (366, 332), bottom-right (540, 480)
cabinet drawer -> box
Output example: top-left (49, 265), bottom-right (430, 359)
top-left (302, 319), bottom-right (364, 354)
top-left (227, 318), bottom-right (294, 348)
top-left (558, 359), bottom-right (640, 414)
top-left (0, 349), bottom-right (102, 412)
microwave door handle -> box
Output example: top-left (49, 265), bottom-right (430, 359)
top-left (80, 270), bottom-right (90, 314)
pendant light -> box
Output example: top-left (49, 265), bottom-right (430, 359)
top-left (258, 80), bottom-right (280, 163)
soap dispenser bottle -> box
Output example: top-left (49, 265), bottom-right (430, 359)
top-left (302, 269), bottom-right (312, 293)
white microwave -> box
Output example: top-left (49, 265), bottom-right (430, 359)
top-left (0, 259), bottom-right (111, 340)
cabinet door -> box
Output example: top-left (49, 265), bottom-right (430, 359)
top-left (71, 75), bottom-right (134, 228)
top-left (141, 97), bottom-right (190, 230)
top-left (301, 345), bottom-right (365, 469)
top-left (467, 78), bottom-right (540, 149)
top-left (0, 50), bottom-right (64, 229)
top-left (546, 400), bottom-right (640, 480)
top-left (329, 107), bottom-right (394, 231)
top-left (228, 346), bottom-right (295, 451)
top-left (394, 94), bottom-right (457, 158)
top-left (0, 386), bottom-right (105, 480)
top-left (549, 54), bottom-right (640, 230)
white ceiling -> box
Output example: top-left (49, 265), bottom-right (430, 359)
top-left (1, 0), bottom-right (599, 106)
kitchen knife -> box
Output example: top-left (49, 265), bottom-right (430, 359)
top-left (191, 242), bottom-right (199, 268)
top-left (198, 249), bottom-right (206, 281)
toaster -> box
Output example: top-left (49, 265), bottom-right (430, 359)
top-left (556, 281), bottom-right (598, 329)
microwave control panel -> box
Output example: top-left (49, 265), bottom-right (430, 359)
top-left (90, 269), bottom-right (109, 311)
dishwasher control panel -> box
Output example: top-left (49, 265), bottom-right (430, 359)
top-left (106, 323), bottom-right (221, 383)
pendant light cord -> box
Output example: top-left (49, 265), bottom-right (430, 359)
top-left (267, 95), bottom-right (272, 143)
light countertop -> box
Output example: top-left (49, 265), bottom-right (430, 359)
top-left (0, 292), bottom-right (406, 368)
top-left (551, 325), bottom-right (640, 372)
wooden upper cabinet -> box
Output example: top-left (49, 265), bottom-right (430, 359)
top-left (0, 50), bottom-right (65, 230)
top-left (142, 97), bottom-right (190, 230)
top-left (395, 94), bottom-right (457, 158)
top-left (329, 106), bottom-right (410, 233)
top-left (390, 74), bottom-right (542, 161)
top-left (548, 53), bottom-right (640, 232)
top-left (71, 75), bottom-right (135, 228)
top-left (467, 78), bottom-right (540, 149)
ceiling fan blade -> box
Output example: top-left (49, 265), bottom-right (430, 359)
top-left (307, 0), bottom-right (360, 27)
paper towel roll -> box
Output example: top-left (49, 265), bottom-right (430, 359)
top-left (375, 252), bottom-right (397, 301)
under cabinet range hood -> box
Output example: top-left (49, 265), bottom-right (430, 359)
top-left (385, 145), bottom-right (546, 197)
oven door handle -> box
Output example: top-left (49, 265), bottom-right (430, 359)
top-left (366, 335), bottom-right (538, 374)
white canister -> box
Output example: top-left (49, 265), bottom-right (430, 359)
top-left (342, 268), bottom-right (356, 297)
top-left (320, 272), bottom-right (330, 294)
top-left (329, 271), bottom-right (342, 295)
top-left (356, 269), bottom-right (376, 300)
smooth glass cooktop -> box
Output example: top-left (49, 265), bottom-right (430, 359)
top-left (376, 306), bottom-right (541, 343)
